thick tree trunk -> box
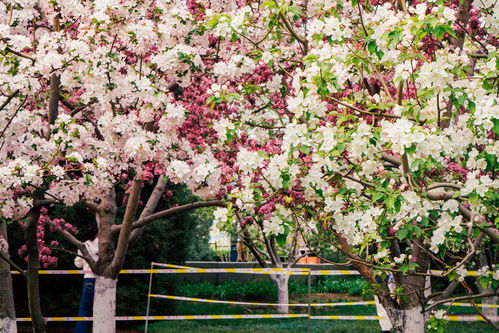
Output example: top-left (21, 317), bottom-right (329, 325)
top-left (92, 276), bottom-right (117, 333)
top-left (25, 208), bottom-right (45, 333)
top-left (384, 304), bottom-right (425, 333)
top-left (0, 222), bottom-right (17, 333)
top-left (270, 274), bottom-right (290, 313)
top-left (480, 295), bottom-right (498, 321)
top-left (476, 253), bottom-right (498, 321)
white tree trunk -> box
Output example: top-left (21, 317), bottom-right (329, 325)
top-left (476, 254), bottom-right (498, 321)
top-left (1, 222), bottom-right (17, 333)
top-left (92, 276), bottom-right (117, 333)
top-left (271, 274), bottom-right (290, 314)
top-left (0, 317), bottom-right (17, 333)
top-left (480, 295), bottom-right (498, 321)
top-left (386, 305), bottom-right (425, 333)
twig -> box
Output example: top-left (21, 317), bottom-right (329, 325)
top-left (330, 97), bottom-right (401, 119)
top-left (425, 292), bottom-right (499, 313)
top-left (0, 251), bottom-right (25, 278)
top-left (0, 90), bottom-right (19, 112)
top-left (5, 47), bottom-right (35, 63)
top-left (278, 12), bottom-right (308, 54)
top-left (0, 95), bottom-right (28, 141)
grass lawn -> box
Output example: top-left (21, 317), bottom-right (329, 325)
top-left (141, 301), bottom-right (497, 332)
top-left (142, 317), bottom-right (496, 333)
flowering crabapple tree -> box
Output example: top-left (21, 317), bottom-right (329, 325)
top-left (198, 0), bottom-right (498, 332)
top-left (0, 1), bottom-right (228, 332)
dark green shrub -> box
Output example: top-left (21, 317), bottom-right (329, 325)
top-left (313, 277), bottom-right (368, 296)
top-left (177, 281), bottom-right (217, 299)
top-left (240, 280), bottom-right (277, 300)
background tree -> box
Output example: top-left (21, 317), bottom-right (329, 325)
top-left (215, 204), bottom-right (312, 313)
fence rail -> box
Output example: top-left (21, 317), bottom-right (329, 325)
top-left (13, 263), bottom-right (492, 329)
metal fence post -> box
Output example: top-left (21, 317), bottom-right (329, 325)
top-left (144, 262), bottom-right (154, 333)
top-left (307, 268), bottom-right (311, 333)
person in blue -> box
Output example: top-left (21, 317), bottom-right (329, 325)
top-left (73, 221), bottom-right (99, 333)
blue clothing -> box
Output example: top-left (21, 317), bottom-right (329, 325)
top-left (74, 277), bottom-right (95, 333)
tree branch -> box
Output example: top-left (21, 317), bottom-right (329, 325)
top-left (0, 251), bottom-right (25, 278)
top-left (278, 12), bottom-right (308, 54)
top-left (79, 199), bottom-right (101, 213)
top-left (425, 292), bottom-right (499, 313)
top-left (241, 232), bottom-right (268, 268)
top-left (381, 152), bottom-right (401, 166)
top-left (54, 227), bottom-right (96, 271)
top-left (331, 97), bottom-right (401, 119)
top-left (426, 183), bottom-right (462, 191)
top-left (0, 95), bottom-right (28, 141)
top-left (109, 178), bottom-right (143, 275)
top-left (114, 200), bottom-right (227, 233)
top-left (458, 204), bottom-right (499, 245)
top-left (5, 47), bottom-right (35, 63)
top-left (0, 90), bottom-right (19, 112)
top-left (129, 176), bottom-right (168, 245)
top-left (48, 74), bottom-right (60, 125)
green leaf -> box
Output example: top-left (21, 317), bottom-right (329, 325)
top-left (410, 159), bottom-right (421, 170)
top-left (276, 233), bottom-right (287, 247)
top-left (367, 41), bottom-right (377, 55)
top-left (257, 150), bottom-right (268, 158)
top-left (303, 54), bottom-right (318, 62)
top-left (297, 145), bottom-right (310, 154)
top-left (85, 174), bottom-right (91, 185)
top-left (288, 5), bottom-right (302, 17)
top-left (385, 195), bottom-right (396, 209)
top-left (262, 1), bottom-right (277, 8)
top-left (397, 228), bottom-right (409, 241)
top-left (205, 96), bottom-right (214, 105)
top-left (276, 224), bottom-right (290, 247)
top-left (372, 192), bottom-right (385, 202)
top-left (405, 144), bottom-right (416, 155)
top-left (493, 118), bottom-right (499, 136)
top-left (281, 173), bottom-right (291, 190)
top-left (468, 192), bottom-right (480, 202)
top-left (394, 198), bottom-right (401, 212)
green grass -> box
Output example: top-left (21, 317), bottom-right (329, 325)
top-left (143, 318), bottom-right (496, 333)
top-left (144, 280), bottom-right (496, 332)
top-left (141, 303), bottom-right (497, 332)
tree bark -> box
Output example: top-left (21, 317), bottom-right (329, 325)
top-left (88, 184), bottom-right (226, 332)
top-left (24, 208), bottom-right (45, 333)
top-left (95, 189), bottom-right (117, 276)
top-left (270, 274), bottom-right (290, 313)
top-left (129, 177), bottom-right (167, 245)
top-left (47, 74), bottom-right (60, 125)
top-left (384, 304), bottom-right (425, 333)
top-left (0, 221), bottom-right (17, 333)
top-left (476, 253), bottom-right (498, 321)
top-left (92, 276), bottom-right (117, 333)
top-left (92, 190), bottom-right (117, 332)
top-left (108, 179), bottom-right (142, 276)
top-left (335, 232), bottom-right (430, 332)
